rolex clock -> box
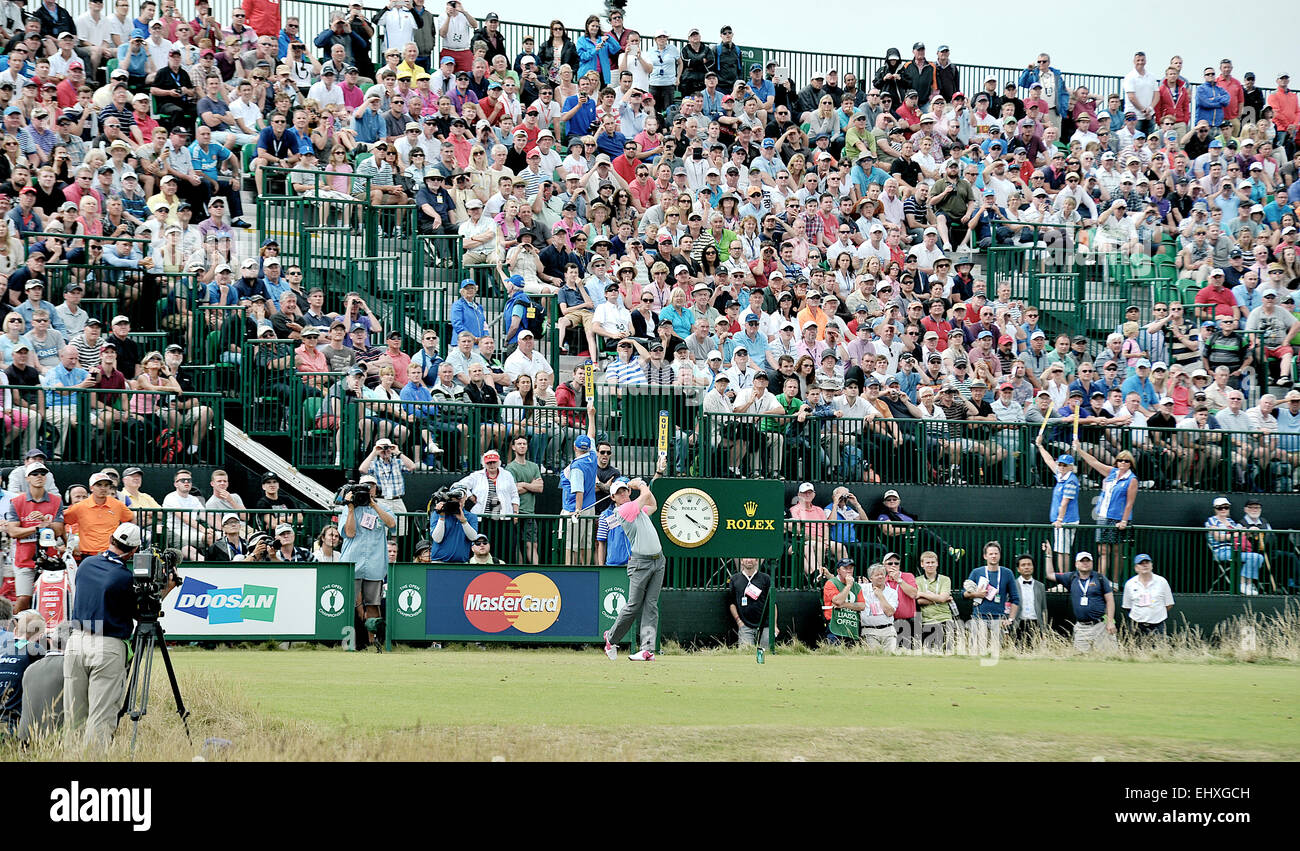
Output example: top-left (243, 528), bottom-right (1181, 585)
top-left (659, 487), bottom-right (720, 548)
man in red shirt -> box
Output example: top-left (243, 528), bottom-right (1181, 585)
top-left (921, 298), bottom-right (953, 349)
top-left (1193, 268), bottom-right (1240, 322)
top-left (612, 139), bottom-right (640, 184)
top-left (241, 0), bottom-right (281, 37)
top-left (883, 551), bottom-right (920, 648)
top-left (1215, 60), bottom-right (1245, 129)
top-left (55, 61), bottom-right (87, 109)
top-left (1267, 74), bottom-right (1299, 139)
top-left (5, 464), bottom-right (64, 612)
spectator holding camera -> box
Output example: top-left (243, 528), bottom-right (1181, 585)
top-left (340, 474), bottom-right (397, 648)
top-left (429, 486), bottom-right (479, 563)
top-left (359, 436), bottom-right (416, 531)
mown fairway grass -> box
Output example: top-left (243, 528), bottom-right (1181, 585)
top-left (100, 647), bottom-right (1298, 761)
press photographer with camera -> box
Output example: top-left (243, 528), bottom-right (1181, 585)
top-left (63, 522), bottom-right (177, 751)
top-left (340, 475), bottom-right (397, 648)
top-left (5, 462), bottom-right (64, 614)
top-left (429, 486), bottom-right (479, 564)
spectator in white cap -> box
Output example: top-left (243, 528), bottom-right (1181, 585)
top-left (162, 468), bottom-right (211, 561)
top-left (271, 522), bottom-right (312, 562)
top-left (1043, 549), bottom-right (1116, 650)
top-left (359, 436), bottom-right (416, 531)
top-left (1204, 496), bottom-right (1264, 595)
top-left (207, 513), bottom-right (251, 561)
top-left (502, 327), bottom-right (552, 384)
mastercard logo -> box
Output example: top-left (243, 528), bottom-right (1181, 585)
top-left (462, 572), bottom-right (562, 634)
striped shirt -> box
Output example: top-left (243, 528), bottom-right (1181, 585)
top-left (605, 358), bottom-right (646, 385)
top-left (352, 156), bottom-right (396, 195)
top-left (369, 454), bottom-right (405, 499)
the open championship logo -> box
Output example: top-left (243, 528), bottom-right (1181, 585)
top-left (601, 586), bottom-right (626, 618)
top-left (318, 583), bottom-right (346, 617)
top-left (396, 583), bottom-right (424, 617)
top-left (174, 576), bottom-right (277, 625)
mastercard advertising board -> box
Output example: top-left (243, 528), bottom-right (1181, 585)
top-left (388, 565), bottom-right (632, 643)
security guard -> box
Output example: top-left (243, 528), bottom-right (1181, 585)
top-left (61, 522), bottom-right (172, 750)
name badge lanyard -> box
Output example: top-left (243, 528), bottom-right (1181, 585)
top-left (1076, 576), bottom-right (1091, 608)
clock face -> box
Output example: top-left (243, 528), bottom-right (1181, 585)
top-left (660, 488), bottom-right (719, 548)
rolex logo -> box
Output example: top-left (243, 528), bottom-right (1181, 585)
top-left (744, 501), bottom-right (758, 518)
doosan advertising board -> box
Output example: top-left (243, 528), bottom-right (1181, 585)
top-left (160, 564), bottom-right (352, 640)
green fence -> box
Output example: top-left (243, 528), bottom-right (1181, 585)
top-left (0, 386), bottom-right (224, 466)
top-left (308, 390), bottom-right (1295, 492)
top-left (118, 507), bottom-right (1296, 596)
top-left (341, 392), bottom-right (680, 476)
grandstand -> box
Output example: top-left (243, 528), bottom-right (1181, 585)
top-left (2, 0), bottom-right (1298, 646)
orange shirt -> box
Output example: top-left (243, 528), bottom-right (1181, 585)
top-left (822, 577), bottom-right (864, 622)
top-left (795, 306), bottom-right (828, 340)
top-left (64, 497), bottom-right (134, 555)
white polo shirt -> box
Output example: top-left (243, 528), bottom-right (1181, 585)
top-left (1122, 573), bottom-right (1174, 624)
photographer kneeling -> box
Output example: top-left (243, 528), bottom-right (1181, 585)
top-left (340, 476), bottom-right (397, 649)
top-left (429, 487), bottom-right (480, 564)
top-left (63, 522), bottom-right (177, 752)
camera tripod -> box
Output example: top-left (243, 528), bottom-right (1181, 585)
top-left (117, 617), bottom-right (191, 755)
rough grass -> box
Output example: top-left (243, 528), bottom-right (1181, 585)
top-left (9, 610), bottom-right (1298, 762)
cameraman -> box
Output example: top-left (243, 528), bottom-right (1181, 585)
top-left (340, 475), bottom-right (397, 648)
top-left (429, 486), bottom-right (479, 563)
top-left (63, 522), bottom-right (176, 751)
top-left (5, 462), bottom-right (65, 614)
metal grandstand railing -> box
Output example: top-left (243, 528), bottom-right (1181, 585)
top-left (119, 508), bottom-right (1300, 595)
top-left (0, 386), bottom-right (224, 466)
top-left (127, 0), bottom-right (1273, 107)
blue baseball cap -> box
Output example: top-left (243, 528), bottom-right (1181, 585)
top-left (575, 435), bottom-right (593, 451)
top-left (1134, 553), bottom-right (1153, 565)
top-left (1208, 139), bottom-right (1223, 148)
top-left (978, 329), bottom-right (994, 339)
top-left (3, 106), bottom-right (22, 116)
top-left (1056, 454), bottom-right (1075, 465)
top-left (459, 278), bottom-right (477, 290)
top-left (1135, 358), bottom-right (1152, 368)
top-left (761, 139), bottom-right (775, 148)
top-left (506, 274), bottom-right (524, 288)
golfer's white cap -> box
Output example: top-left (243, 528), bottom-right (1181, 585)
top-left (112, 522), bottom-right (143, 549)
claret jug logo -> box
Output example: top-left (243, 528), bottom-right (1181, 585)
top-left (463, 572), bottom-right (562, 633)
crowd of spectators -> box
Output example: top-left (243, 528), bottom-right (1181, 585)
top-left (0, 5), bottom-right (1298, 501)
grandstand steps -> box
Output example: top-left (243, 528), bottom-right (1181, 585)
top-left (224, 423), bottom-right (337, 508)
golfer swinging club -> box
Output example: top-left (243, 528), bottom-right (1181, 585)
top-left (603, 477), bottom-right (665, 661)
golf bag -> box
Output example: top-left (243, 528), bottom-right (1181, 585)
top-left (32, 550), bottom-right (78, 631)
